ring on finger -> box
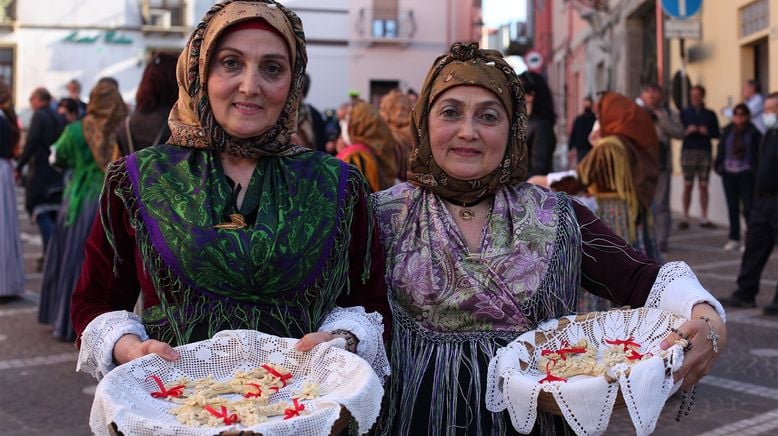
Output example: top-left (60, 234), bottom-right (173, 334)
top-left (671, 327), bottom-right (690, 341)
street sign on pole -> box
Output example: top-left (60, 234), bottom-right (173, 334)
top-left (524, 50), bottom-right (544, 72)
top-left (661, 0), bottom-right (703, 19)
top-left (665, 18), bottom-right (701, 39)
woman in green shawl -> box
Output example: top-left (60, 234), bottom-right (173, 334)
top-left (38, 80), bottom-right (127, 341)
top-left (70, 0), bottom-right (390, 383)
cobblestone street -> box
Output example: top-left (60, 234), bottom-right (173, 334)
top-left (2, 186), bottom-right (778, 435)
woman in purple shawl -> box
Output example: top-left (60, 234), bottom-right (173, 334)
top-left (373, 42), bottom-right (727, 435)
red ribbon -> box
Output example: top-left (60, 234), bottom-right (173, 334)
top-left (243, 383), bottom-right (263, 398)
top-left (538, 361), bottom-right (567, 384)
top-left (146, 375), bottom-right (185, 399)
top-left (626, 349), bottom-right (652, 361)
top-left (204, 405), bottom-right (239, 425)
top-left (540, 343), bottom-right (586, 361)
top-left (283, 398), bottom-right (305, 420)
top-left (261, 364), bottom-right (293, 387)
top-left (605, 337), bottom-right (641, 351)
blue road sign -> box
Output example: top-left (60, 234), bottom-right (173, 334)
top-left (662, 0), bottom-right (703, 19)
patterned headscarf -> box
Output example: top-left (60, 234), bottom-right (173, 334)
top-left (347, 101), bottom-right (399, 189)
top-left (408, 42), bottom-right (528, 203)
top-left (380, 89), bottom-right (414, 181)
top-left (82, 81), bottom-right (127, 171)
top-left (596, 91), bottom-right (659, 209)
top-left (167, 0), bottom-right (308, 158)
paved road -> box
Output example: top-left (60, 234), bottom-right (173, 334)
top-left (2, 185), bottom-right (778, 435)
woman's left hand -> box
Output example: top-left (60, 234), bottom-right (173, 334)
top-left (660, 303), bottom-right (727, 390)
top-left (294, 332), bottom-right (335, 352)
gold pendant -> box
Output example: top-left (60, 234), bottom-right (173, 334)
top-left (214, 213), bottom-right (247, 230)
top-left (459, 207), bottom-right (475, 220)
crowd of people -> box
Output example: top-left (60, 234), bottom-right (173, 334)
top-left (10, 0), bottom-right (778, 433)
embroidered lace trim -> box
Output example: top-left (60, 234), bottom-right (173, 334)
top-left (318, 306), bottom-right (390, 378)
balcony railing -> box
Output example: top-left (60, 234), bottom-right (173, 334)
top-left (356, 8), bottom-right (416, 44)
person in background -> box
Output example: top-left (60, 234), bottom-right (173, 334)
top-left (742, 80), bottom-right (765, 133)
top-left (336, 100), bottom-right (399, 192)
top-left (374, 42), bottom-right (726, 434)
top-left (638, 83), bottom-right (684, 252)
top-left (39, 81), bottom-right (127, 341)
top-left (379, 88), bottom-right (414, 181)
top-left (294, 73), bottom-right (327, 152)
top-left (721, 92), bottom-right (778, 315)
top-left (116, 53), bottom-right (177, 156)
top-left (407, 88), bottom-right (418, 107)
top-left (16, 87), bottom-right (65, 268)
top-left (57, 98), bottom-right (80, 124)
top-left (679, 85), bottom-right (720, 229)
top-left (724, 80), bottom-right (765, 134)
top-left (71, 0), bottom-right (389, 382)
top-left (0, 80), bottom-right (25, 304)
top-left (65, 79), bottom-right (87, 118)
top-left (519, 71), bottom-right (557, 177)
top-left (568, 95), bottom-right (596, 164)
top-left (715, 103), bottom-right (761, 252)
top-left (575, 91), bottom-right (661, 310)
top-left (348, 89), bottom-right (361, 105)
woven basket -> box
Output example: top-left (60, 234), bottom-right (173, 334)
top-left (110, 408), bottom-right (353, 436)
top-left (533, 313), bottom-right (629, 416)
top-left (488, 307), bottom-right (687, 434)
top-left (537, 389), bottom-right (626, 416)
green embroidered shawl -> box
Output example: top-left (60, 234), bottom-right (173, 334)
top-left (104, 145), bottom-right (369, 345)
top-left (52, 121), bottom-right (103, 226)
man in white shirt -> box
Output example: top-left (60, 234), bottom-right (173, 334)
top-left (724, 80), bottom-right (765, 133)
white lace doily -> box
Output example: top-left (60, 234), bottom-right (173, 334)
top-left (486, 307), bottom-right (687, 436)
top-left (90, 330), bottom-right (384, 435)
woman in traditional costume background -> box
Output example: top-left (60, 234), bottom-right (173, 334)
top-left (39, 80), bottom-right (127, 341)
top-left (116, 52), bottom-right (178, 156)
top-left (578, 91), bottom-right (662, 260)
top-left (0, 80), bottom-right (25, 304)
top-left (71, 0), bottom-right (389, 382)
top-left (373, 42), bottom-right (727, 435)
top-left (379, 88), bottom-right (414, 182)
top-left (336, 100), bottom-right (399, 192)
top-left (573, 91), bottom-right (661, 311)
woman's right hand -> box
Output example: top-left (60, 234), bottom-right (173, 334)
top-left (113, 334), bottom-right (180, 365)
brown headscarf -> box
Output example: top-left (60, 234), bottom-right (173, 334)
top-left (82, 81), bottom-right (128, 171)
top-left (347, 101), bottom-right (399, 190)
top-left (167, 0), bottom-right (308, 158)
top-left (379, 89), bottom-right (413, 181)
top-left (408, 42), bottom-right (528, 204)
top-left (595, 91), bottom-right (659, 209)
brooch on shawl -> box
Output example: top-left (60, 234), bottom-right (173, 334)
top-left (214, 213), bottom-right (247, 230)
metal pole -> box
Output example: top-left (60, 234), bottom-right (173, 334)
top-left (656, 0), bottom-right (664, 88)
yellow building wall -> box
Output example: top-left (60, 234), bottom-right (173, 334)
top-left (666, 0), bottom-right (777, 224)
top-left (667, 0), bottom-right (778, 171)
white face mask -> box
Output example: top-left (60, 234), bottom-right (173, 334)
top-left (763, 113), bottom-right (778, 129)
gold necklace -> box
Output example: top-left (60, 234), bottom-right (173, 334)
top-left (440, 195), bottom-right (492, 221)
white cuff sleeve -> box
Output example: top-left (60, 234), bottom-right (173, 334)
top-left (318, 306), bottom-right (390, 379)
top-left (644, 261), bottom-right (726, 323)
top-left (76, 310), bottom-right (149, 381)
top-left (547, 170), bottom-right (577, 185)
